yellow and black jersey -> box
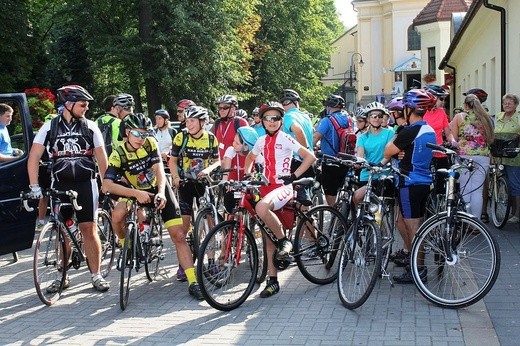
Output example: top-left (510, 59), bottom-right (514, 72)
top-left (105, 136), bottom-right (161, 190)
top-left (170, 131), bottom-right (219, 179)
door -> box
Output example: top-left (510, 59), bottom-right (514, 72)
top-left (0, 93), bottom-right (37, 255)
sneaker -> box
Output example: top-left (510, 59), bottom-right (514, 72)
top-left (393, 253), bottom-right (410, 267)
top-left (276, 239), bottom-right (293, 259)
top-left (480, 213), bottom-right (489, 223)
top-left (508, 215), bottom-right (520, 223)
top-left (91, 276), bottom-right (110, 292)
top-left (393, 266), bottom-right (427, 284)
top-left (176, 267), bottom-right (187, 282)
top-left (188, 283), bottom-right (204, 301)
top-left (46, 276), bottom-right (70, 294)
top-left (259, 280), bottom-right (280, 298)
top-left (389, 249), bottom-right (408, 261)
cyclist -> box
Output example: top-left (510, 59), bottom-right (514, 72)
top-left (176, 99), bottom-right (196, 131)
top-left (354, 107), bottom-right (368, 136)
top-left (222, 126), bottom-right (261, 182)
top-left (95, 95), bottom-right (122, 157)
top-left (251, 107), bottom-right (266, 136)
top-left (313, 95), bottom-right (352, 206)
top-left (383, 88), bottom-right (437, 284)
top-left (387, 97), bottom-right (407, 132)
top-left (212, 95), bottom-right (248, 159)
top-left (114, 93), bottom-right (135, 141)
top-left (244, 101), bottom-right (316, 298)
top-left (27, 85), bottom-right (110, 292)
top-left (154, 109), bottom-right (177, 162)
top-left (168, 106), bottom-right (220, 299)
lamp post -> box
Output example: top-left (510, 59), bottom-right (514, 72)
top-left (349, 53), bottom-right (364, 87)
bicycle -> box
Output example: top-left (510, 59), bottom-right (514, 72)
top-left (409, 143), bottom-right (500, 308)
top-left (22, 188), bottom-right (113, 306)
top-left (119, 196), bottom-right (164, 310)
top-left (97, 194), bottom-right (117, 278)
top-left (196, 175), bottom-right (348, 311)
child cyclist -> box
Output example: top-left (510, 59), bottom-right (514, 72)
top-left (167, 106), bottom-right (220, 299)
top-left (244, 101), bottom-right (316, 298)
top-left (102, 113), bottom-right (196, 299)
top-left (222, 126), bottom-right (263, 181)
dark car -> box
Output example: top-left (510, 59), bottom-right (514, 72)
top-left (0, 93), bottom-right (37, 256)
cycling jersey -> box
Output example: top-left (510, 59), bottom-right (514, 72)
top-left (170, 131), bottom-right (219, 179)
top-left (252, 131), bottom-right (301, 185)
top-left (212, 116), bottom-right (248, 159)
top-left (283, 108), bottom-right (313, 150)
top-left (34, 116), bottom-right (104, 182)
top-left (316, 111), bottom-right (350, 156)
top-left (223, 146), bottom-right (264, 181)
top-left (105, 137), bottom-right (161, 190)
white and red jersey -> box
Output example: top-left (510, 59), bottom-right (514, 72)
top-left (252, 131), bottom-right (301, 185)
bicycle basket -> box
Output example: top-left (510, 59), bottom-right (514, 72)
top-left (490, 133), bottom-right (520, 158)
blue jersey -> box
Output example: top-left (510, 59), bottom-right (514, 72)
top-left (0, 125), bottom-right (13, 156)
top-left (356, 128), bottom-right (394, 181)
top-left (283, 108), bottom-right (313, 151)
top-left (316, 111), bottom-right (350, 156)
top-left (393, 121), bottom-right (435, 187)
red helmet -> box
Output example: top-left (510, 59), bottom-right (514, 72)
top-left (463, 88), bottom-right (488, 103)
top-left (176, 99), bottom-right (195, 108)
top-left (402, 89), bottom-right (436, 112)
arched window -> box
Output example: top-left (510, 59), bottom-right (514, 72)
top-left (408, 25), bottom-right (421, 50)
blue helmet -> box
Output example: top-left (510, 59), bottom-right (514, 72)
top-left (237, 126), bottom-right (259, 149)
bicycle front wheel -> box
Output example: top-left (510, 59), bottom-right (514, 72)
top-left (197, 220), bottom-right (258, 311)
top-left (193, 206), bottom-right (221, 262)
top-left (33, 222), bottom-right (67, 306)
top-left (294, 205), bottom-right (348, 285)
top-left (380, 200), bottom-right (395, 271)
top-left (97, 208), bottom-right (115, 278)
top-left (410, 212), bottom-right (500, 308)
top-left (337, 217), bottom-right (382, 309)
top-left (144, 218), bottom-right (164, 282)
top-left (120, 223), bottom-right (136, 311)
top-left (490, 175), bottom-right (511, 228)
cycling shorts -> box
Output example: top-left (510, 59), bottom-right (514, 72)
top-left (52, 179), bottom-right (98, 223)
top-left (398, 185), bottom-right (431, 219)
top-left (261, 184), bottom-right (294, 211)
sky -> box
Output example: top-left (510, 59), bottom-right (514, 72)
top-left (334, 0), bottom-right (358, 28)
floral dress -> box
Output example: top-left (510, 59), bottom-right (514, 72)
top-left (456, 111), bottom-right (489, 156)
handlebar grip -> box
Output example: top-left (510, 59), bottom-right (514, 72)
top-left (23, 199), bottom-right (34, 212)
top-left (337, 152), bottom-right (358, 161)
top-left (66, 190), bottom-right (83, 211)
top-left (426, 142), bottom-right (446, 152)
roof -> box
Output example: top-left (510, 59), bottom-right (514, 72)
top-left (413, 0), bottom-right (473, 26)
top-left (393, 56), bottom-right (422, 72)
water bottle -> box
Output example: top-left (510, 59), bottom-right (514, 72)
top-left (374, 205), bottom-right (382, 226)
top-left (139, 221), bottom-right (151, 243)
top-left (65, 218), bottom-right (81, 242)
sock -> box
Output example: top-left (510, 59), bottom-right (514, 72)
top-left (38, 219), bottom-right (45, 225)
top-left (119, 238), bottom-right (125, 247)
top-left (185, 267), bottom-right (197, 285)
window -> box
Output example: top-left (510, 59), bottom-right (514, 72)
top-left (428, 47), bottom-right (436, 75)
top-left (408, 25), bottom-right (421, 51)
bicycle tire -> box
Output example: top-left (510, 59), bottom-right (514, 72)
top-left (380, 200), bottom-right (395, 271)
top-left (247, 215), bottom-right (267, 284)
top-left (193, 206), bottom-right (222, 262)
top-left (33, 222), bottom-right (67, 306)
top-left (196, 220), bottom-right (258, 311)
top-left (97, 208), bottom-right (115, 278)
top-left (311, 183), bottom-right (325, 206)
top-left (295, 205), bottom-right (348, 285)
top-left (410, 212), bottom-right (500, 308)
top-left (120, 223), bottom-right (135, 311)
top-left (144, 217), bottom-right (164, 282)
top-left (490, 175), bottom-right (511, 228)
top-left (337, 217), bottom-right (382, 309)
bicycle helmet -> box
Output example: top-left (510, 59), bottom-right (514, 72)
top-left (57, 85), bottom-right (94, 103)
top-left (215, 95), bottom-right (238, 106)
top-left (123, 113), bottom-right (153, 135)
top-left (387, 97), bottom-right (404, 111)
top-left (258, 101), bottom-right (285, 118)
top-left (402, 89), bottom-right (436, 111)
top-left (463, 88), bottom-right (488, 103)
top-left (424, 84), bottom-right (449, 97)
top-left (236, 109), bottom-right (248, 118)
top-left (113, 93), bottom-right (135, 109)
top-left (176, 99), bottom-right (195, 109)
top-left (322, 95), bottom-right (345, 109)
top-left (237, 126), bottom-right (259, 149)
top-left (279, 89), bottom-right (301, 102)
top-left (185, 105), bottom-right (210, 122)
top-left (355, 107), bottom-right (367, 120)
top-left (154, 109), bottom-right (170, 119)
top-left (364, 101), bottom-right (388, 115)
top-left (252, 107), bottom-right (260, 115)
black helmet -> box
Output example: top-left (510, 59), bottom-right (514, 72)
top-left (322, 95), bottom-right (345, 109)
top-left (154, 109), bottom-right (170, 119)
top-left (57, 85), bottom-right (94, 103)
top-left (463, 88), bottom-right (488, 103)
top-left (123, 113), bottom-right (152, 137)
top-left (258, 101), bottom-right (285, 118)
top-left (424, 84), bottom-right (449, 97)
top-left (279, 89), bottom-right (301, 102)
top-left (113, 93), bottom-right (135, 109)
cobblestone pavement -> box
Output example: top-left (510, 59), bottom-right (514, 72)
top-left (0, 221), bottom-right (517, 345)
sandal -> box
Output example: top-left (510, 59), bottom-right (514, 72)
top-left (91, 276), bottom-right (110, 292)
top-left (480, 213), bottom-right (489, 223)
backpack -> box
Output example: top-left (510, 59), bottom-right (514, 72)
top-left (328, 115), bottom-right (356, 156)
top-left (96, 115), bottom-right (116, 156)
top-left (176, 130), bottom-right (215, 175)
top-left (114, 137), bottom-right (153, 168)
top-left (49, 116), bottom-right (94, 155)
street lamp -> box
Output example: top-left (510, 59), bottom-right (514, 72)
top-left (349, 53), bottom-right (364, 87)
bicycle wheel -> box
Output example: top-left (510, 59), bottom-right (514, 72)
top-left (144, 217), bottom-right (164, 282)
top-left (295, 206), bottom-right (348, 285)
top-left (197, 220), bottom-right (258, 311)
top-left (193, 206), bottom-right (221, 262)
top-left (337, 217), bottom-right (382, 309)
top-left (120, 223), bottom-right (136, 311)
top-left (380, 200), bottom-right (395, 271)
top-left (247, 215), bottom-right (267, 284)
top-left (490, 175), bottom-right (511, 228)
top-left (33, 222), bottom-right (67, 306)
top-left (410, 212), bottom-right (500, 308)
top-left (311, 182), bottom-right (324, 206)
top-left (97, 208), bottom-right (115, 278)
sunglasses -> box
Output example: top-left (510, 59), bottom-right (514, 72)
top-left (369, 113), bottom-right (384, 119)
top-left (281, 100), bottom-right (293, 106)
top-left (218, 106), bottom-right (231, 111)
top-left (263, 115), bottom-right (282, 122)
top-left (129, 129), bottom-right (150, 139)
top-left (176, 109), bottom-right (184, 113)
top-left (75, 102), bottom-right (89, 108)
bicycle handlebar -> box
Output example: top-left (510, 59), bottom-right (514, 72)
top-left (21, 189), bottom-right (82, 212)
